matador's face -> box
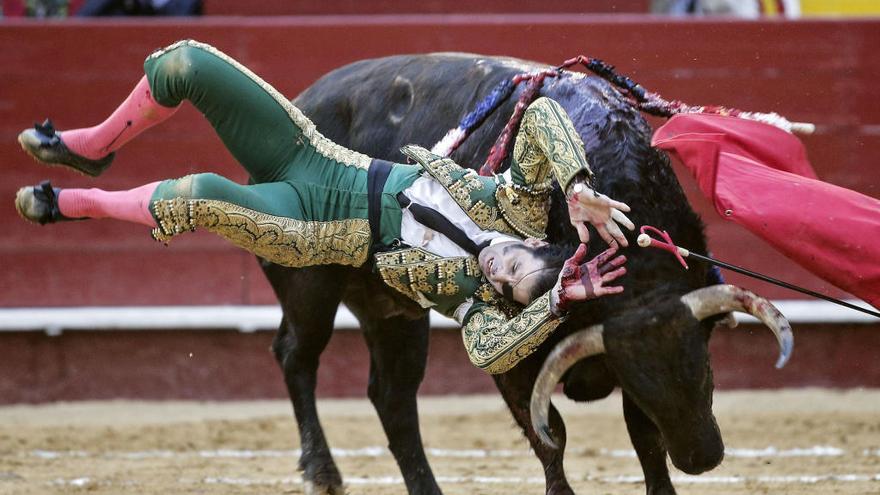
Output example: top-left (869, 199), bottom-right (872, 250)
top-left (478, 238), bottom-right (557, 305)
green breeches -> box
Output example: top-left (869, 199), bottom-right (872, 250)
top-left (144, 40), bottom-right (419, 268)
top-left (151, 174), bottom-right (374, 267)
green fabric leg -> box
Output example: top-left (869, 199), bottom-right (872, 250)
top-left (144, 42), bottom-right (300, 183)
top-left (142, 40), bottom-right (424, 263)
top-left (150, 173), bottom-right (374, 268)
top-left (143, 39), bottom-right (373, 185)
top-left (154, 173), bottom-right (303, 218)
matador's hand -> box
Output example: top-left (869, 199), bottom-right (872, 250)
top-left (553, 242), bottom-right (627, 314)
top-left (567, 182), bottom-right (634, 247)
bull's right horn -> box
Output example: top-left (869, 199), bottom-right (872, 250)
top-left (530, 324), bottom-right (605, 449)
top-left (680, 284), bottom-right (793, 369)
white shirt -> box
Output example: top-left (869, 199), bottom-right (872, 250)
top-left (399, 176), bottom-right (517, 257)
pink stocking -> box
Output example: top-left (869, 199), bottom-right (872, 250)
top-left (60, 76), bottom-right (179, 160)
top-left (57, 182), bottom-right (160, 227)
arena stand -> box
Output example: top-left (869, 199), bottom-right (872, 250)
top-left (201, 0), bottom-right (648, 16)
top-left (0, 16), bottom-right (878, 403)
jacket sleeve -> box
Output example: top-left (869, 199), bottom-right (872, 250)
top-left (509, 97), bottom-right (594, 193)
top-left (458, 291), bottom-right (567, 375)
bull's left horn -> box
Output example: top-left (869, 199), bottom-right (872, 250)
top-left (681, 284), bottom-right (793, 369)
top-left (530, 324), bottom-right (605, 449)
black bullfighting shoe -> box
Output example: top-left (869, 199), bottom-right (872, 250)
top-left (17, 119), bottom-right (114, 177)
top-left (14, 181), bottom-right (78, 225)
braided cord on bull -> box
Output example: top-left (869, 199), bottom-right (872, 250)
top-left (478, 70), bottom-right (558, 176)
top-left (559, 55), bottom-right (814, 134)
top-left (430, 68), bottom-right (560, 175)
top-left (430, 78), bottom-right (516, 157)
top-left (430, 54), bottom-right (812, 176)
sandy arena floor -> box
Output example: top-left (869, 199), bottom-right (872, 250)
top-left (0, 389), bottom-right (878, 494)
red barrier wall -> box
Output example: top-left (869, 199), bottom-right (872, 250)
top-left (2, 324), bottom-right (879, 404)
top-left (0, 17), bottom-right (878, 401)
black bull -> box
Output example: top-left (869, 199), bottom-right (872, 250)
top-left (261, 53), bottom-right (791, 495)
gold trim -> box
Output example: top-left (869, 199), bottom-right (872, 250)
top-left (495, 185), bottom-right (548, 239)
top-left (462, 292), bottom-right (565, 375)
top-left (375, 247), bottom-right (484, 307)
top-left (513, 97), bottom-right (593, 192)
top-left (151, 197), bottom-right (194, 242)
top-left (400, 145), bottom-right (520, 237)
top-left (151, 198), bottom-right (371, 268)
top-left (149, 39), bottom-right (371, 169)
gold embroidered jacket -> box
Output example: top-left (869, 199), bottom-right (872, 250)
top-left (378, 97), bottom-right (593, 374)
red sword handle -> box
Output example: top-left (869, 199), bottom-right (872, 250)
top-left (637, 225), bottom-right (690, 270)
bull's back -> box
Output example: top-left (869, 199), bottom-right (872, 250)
top-left (294, 53), bottom-right (530, 161)
top-left (293, 53), bottom-right (709, 312)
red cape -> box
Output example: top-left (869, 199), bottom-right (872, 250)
top-left (653, 113), bottom-right (880, 308)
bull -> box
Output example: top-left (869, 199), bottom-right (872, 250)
top-left (262, 53), bottom-right (791, 495)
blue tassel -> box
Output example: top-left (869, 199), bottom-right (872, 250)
top-left (458, 79), bottom-right (516, 131)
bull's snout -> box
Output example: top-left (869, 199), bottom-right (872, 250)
top-left (670, 440), bottom-right (724, 475)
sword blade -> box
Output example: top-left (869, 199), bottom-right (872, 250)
top-left (686, 252), bottom-right (880, 319)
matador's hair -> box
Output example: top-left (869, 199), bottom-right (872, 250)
top-left (525, 243), bottom-right (576, 303)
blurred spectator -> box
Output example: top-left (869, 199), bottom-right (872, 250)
top-left (652, 0), bottom-right (801, 17)
top-left (22, 0), bottom-right (70, 17)
top-left (76, 0), bottom-right (201, 16)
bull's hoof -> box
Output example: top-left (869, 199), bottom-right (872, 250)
top-left (303, 480), bottom-right (346, 495)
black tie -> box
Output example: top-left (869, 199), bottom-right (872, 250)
top-left (397, 192), bottom-right (489, 257)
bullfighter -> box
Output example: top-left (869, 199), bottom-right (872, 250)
top-left (14, 40), bottom-right (633, 374)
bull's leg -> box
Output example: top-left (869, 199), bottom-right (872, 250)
top-left (266, 264), bottom-right (348, 495)
top-left (360, 314), bottom-right (442, 495)
top-left (621, 392), bottom-right (676, 495)
top-left (494, 359), bottom-right (574, 495)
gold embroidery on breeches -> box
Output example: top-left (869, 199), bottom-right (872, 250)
top-left (148, 40), bottom-right (372, 170)
top-left (151, 198), bottom-right (371, 268)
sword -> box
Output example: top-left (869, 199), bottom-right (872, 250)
top-left (637, 225), bottom-right (880, 319)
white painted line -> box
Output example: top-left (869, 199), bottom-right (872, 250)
top-left (1, 297), bottom-right (876, 334)
top-left (721, 446), bottom-right (845, 457)
top-left (50, 473), bottom-right (880, 488)
top-left (194, 473), bottom-right (880, 486)
top-left (25, 444), bottom-right (859, 461)
top-left (0, 305), bottom-right (459, 334)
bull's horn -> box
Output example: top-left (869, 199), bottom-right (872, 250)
top-left (681, 284), bottom-right (793, 369)
top-left (530, 324), bottom-right (605, 449)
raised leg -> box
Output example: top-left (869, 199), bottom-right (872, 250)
top-left (22, 39), bottom-right (371, 182)
top-left (622, 392), bottom-right (676, 495)
top-left (59, 76), bottom-right (179, 160)
top-left (493, 357), bottom-right (574, 495)
top-left (358, 312), bottom-right (441, 495)
top-left (266, 263), bottom-right (351, 495)
top-left (145, 40), bottom-right (371, 183)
